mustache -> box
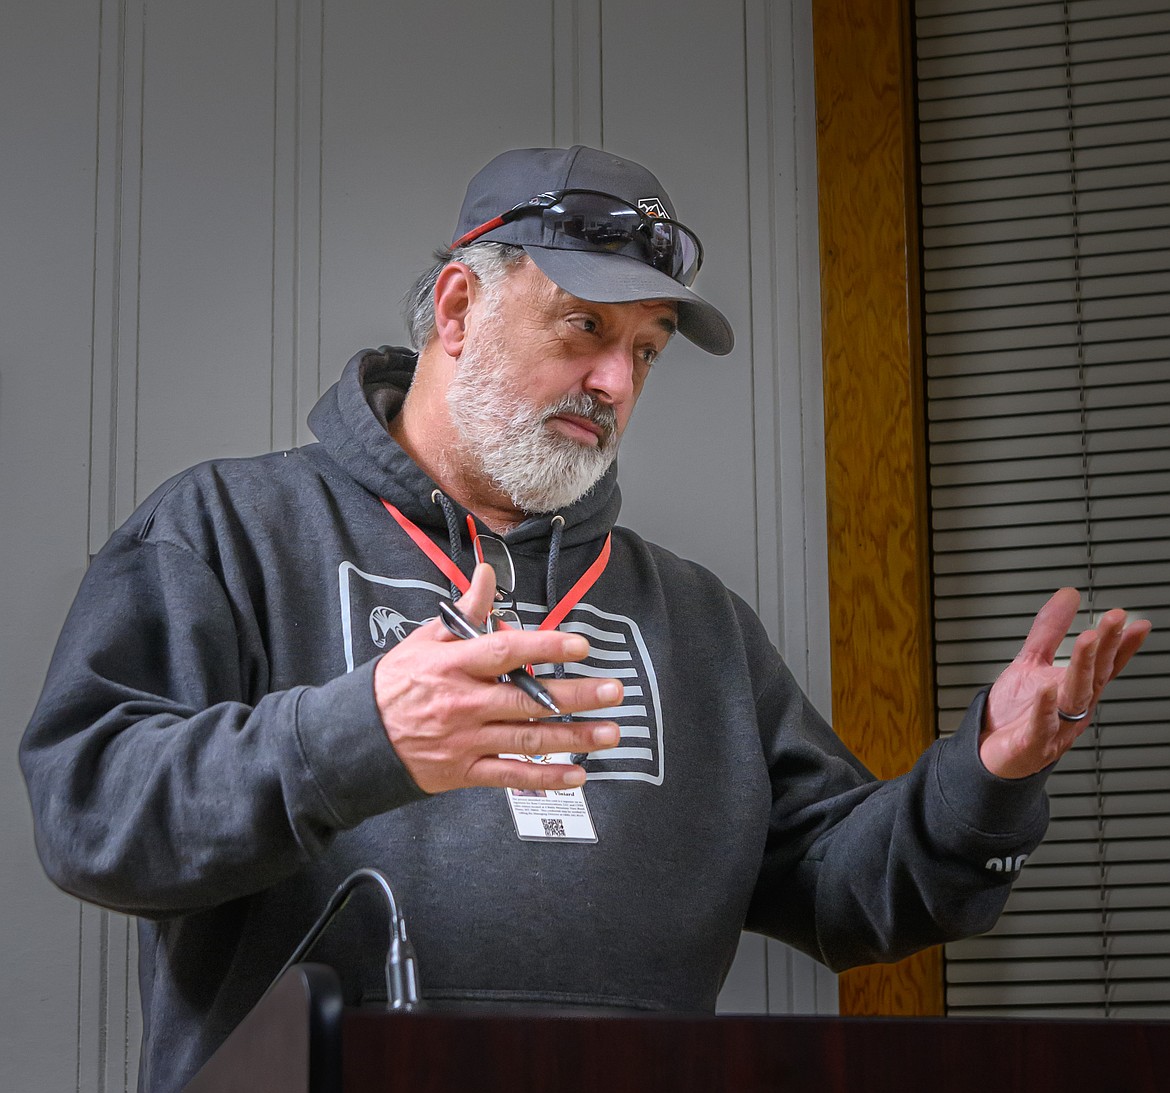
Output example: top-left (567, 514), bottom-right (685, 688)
top-left (542, 393), bottom-right (617, 446)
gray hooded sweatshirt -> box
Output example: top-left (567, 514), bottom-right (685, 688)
top-left (20, 348), bottom-right (1049, 1091)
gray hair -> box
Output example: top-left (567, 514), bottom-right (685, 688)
top-left (403, 241), bottom-right (527, 351)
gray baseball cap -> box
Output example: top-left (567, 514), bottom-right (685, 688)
top-left (451, 145), bottom-right (734, 355)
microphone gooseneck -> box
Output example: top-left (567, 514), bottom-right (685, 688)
top-left (264, 867), bottom-right (420, 1011)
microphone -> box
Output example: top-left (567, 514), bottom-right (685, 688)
top-left (264, 867), bottom-right (421, 1011)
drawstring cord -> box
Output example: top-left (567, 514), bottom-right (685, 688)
top-left (548, 514), bottom-right (580, 754)
top-left (546, 515), bottom-right (569, 695)
top-left (547, 516), bottom-right (577, 740)
top-left (431, 490), bottom-right (466, 600)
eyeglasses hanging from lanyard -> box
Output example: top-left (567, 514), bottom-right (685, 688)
top-left (452, 189), bottom-right (705, 287)
top-left (471, 531), bottom-right (523, 633)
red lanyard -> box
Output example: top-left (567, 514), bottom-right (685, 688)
top-left (380, 499), bottom-right (610, 630)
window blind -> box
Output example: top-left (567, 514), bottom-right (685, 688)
top-left (915, 0), bottom-right (1170, 1016)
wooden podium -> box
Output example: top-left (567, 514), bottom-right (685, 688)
top-left (185, 965), bottom-right (1170, 1092)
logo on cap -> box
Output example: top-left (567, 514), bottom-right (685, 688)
top-left (637, 197), bottom-right (668, 218)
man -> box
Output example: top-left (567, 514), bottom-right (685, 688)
top-left (20, 145), bottom-right (1149, 1091)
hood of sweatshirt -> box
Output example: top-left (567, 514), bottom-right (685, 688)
top-left (306, 345), bottom-right (624, 554)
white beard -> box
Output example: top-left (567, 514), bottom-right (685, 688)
top-left (446, 314), bottom-right (620, 515)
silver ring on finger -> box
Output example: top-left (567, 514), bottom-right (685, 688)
top-left (1057, 707), bottom-right (1090, 723)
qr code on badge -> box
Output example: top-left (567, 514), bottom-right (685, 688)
top-left (541, 818), bottom-right (567, 838)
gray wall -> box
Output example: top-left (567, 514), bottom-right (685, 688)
top-left (0, 1), bottom-right (832, 1087)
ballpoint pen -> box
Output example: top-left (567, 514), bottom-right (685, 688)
top-left (437, 598), bottom-right (563, 716)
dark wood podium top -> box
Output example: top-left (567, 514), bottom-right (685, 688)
top-left (185, 965), bottom-right (1170, 1093)
top-left (344, 1005), bottom-right (1170, 1093)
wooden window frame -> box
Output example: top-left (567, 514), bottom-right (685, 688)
top-left (811, 0), bottom-right (943, 1015)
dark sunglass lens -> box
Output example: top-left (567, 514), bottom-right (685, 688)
top-left (675, 233), bottom-right (702, 285)
top-left (646, 221), bottom-right (702, 284)
top-left (543, 192), bottom-right (701, 285)
top-left (547, 194), bottom-right (640, 251)
top-left (645, 221), bottom-right (676, 272)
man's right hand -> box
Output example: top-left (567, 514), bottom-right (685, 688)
top-left (373, 562), bottom-right (622, 794)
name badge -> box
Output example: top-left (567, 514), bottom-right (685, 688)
top-left (502, 753), bottom-right (598, 843)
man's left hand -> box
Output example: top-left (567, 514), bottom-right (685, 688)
top-left (980, 587), bottom-right (1151, 779)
